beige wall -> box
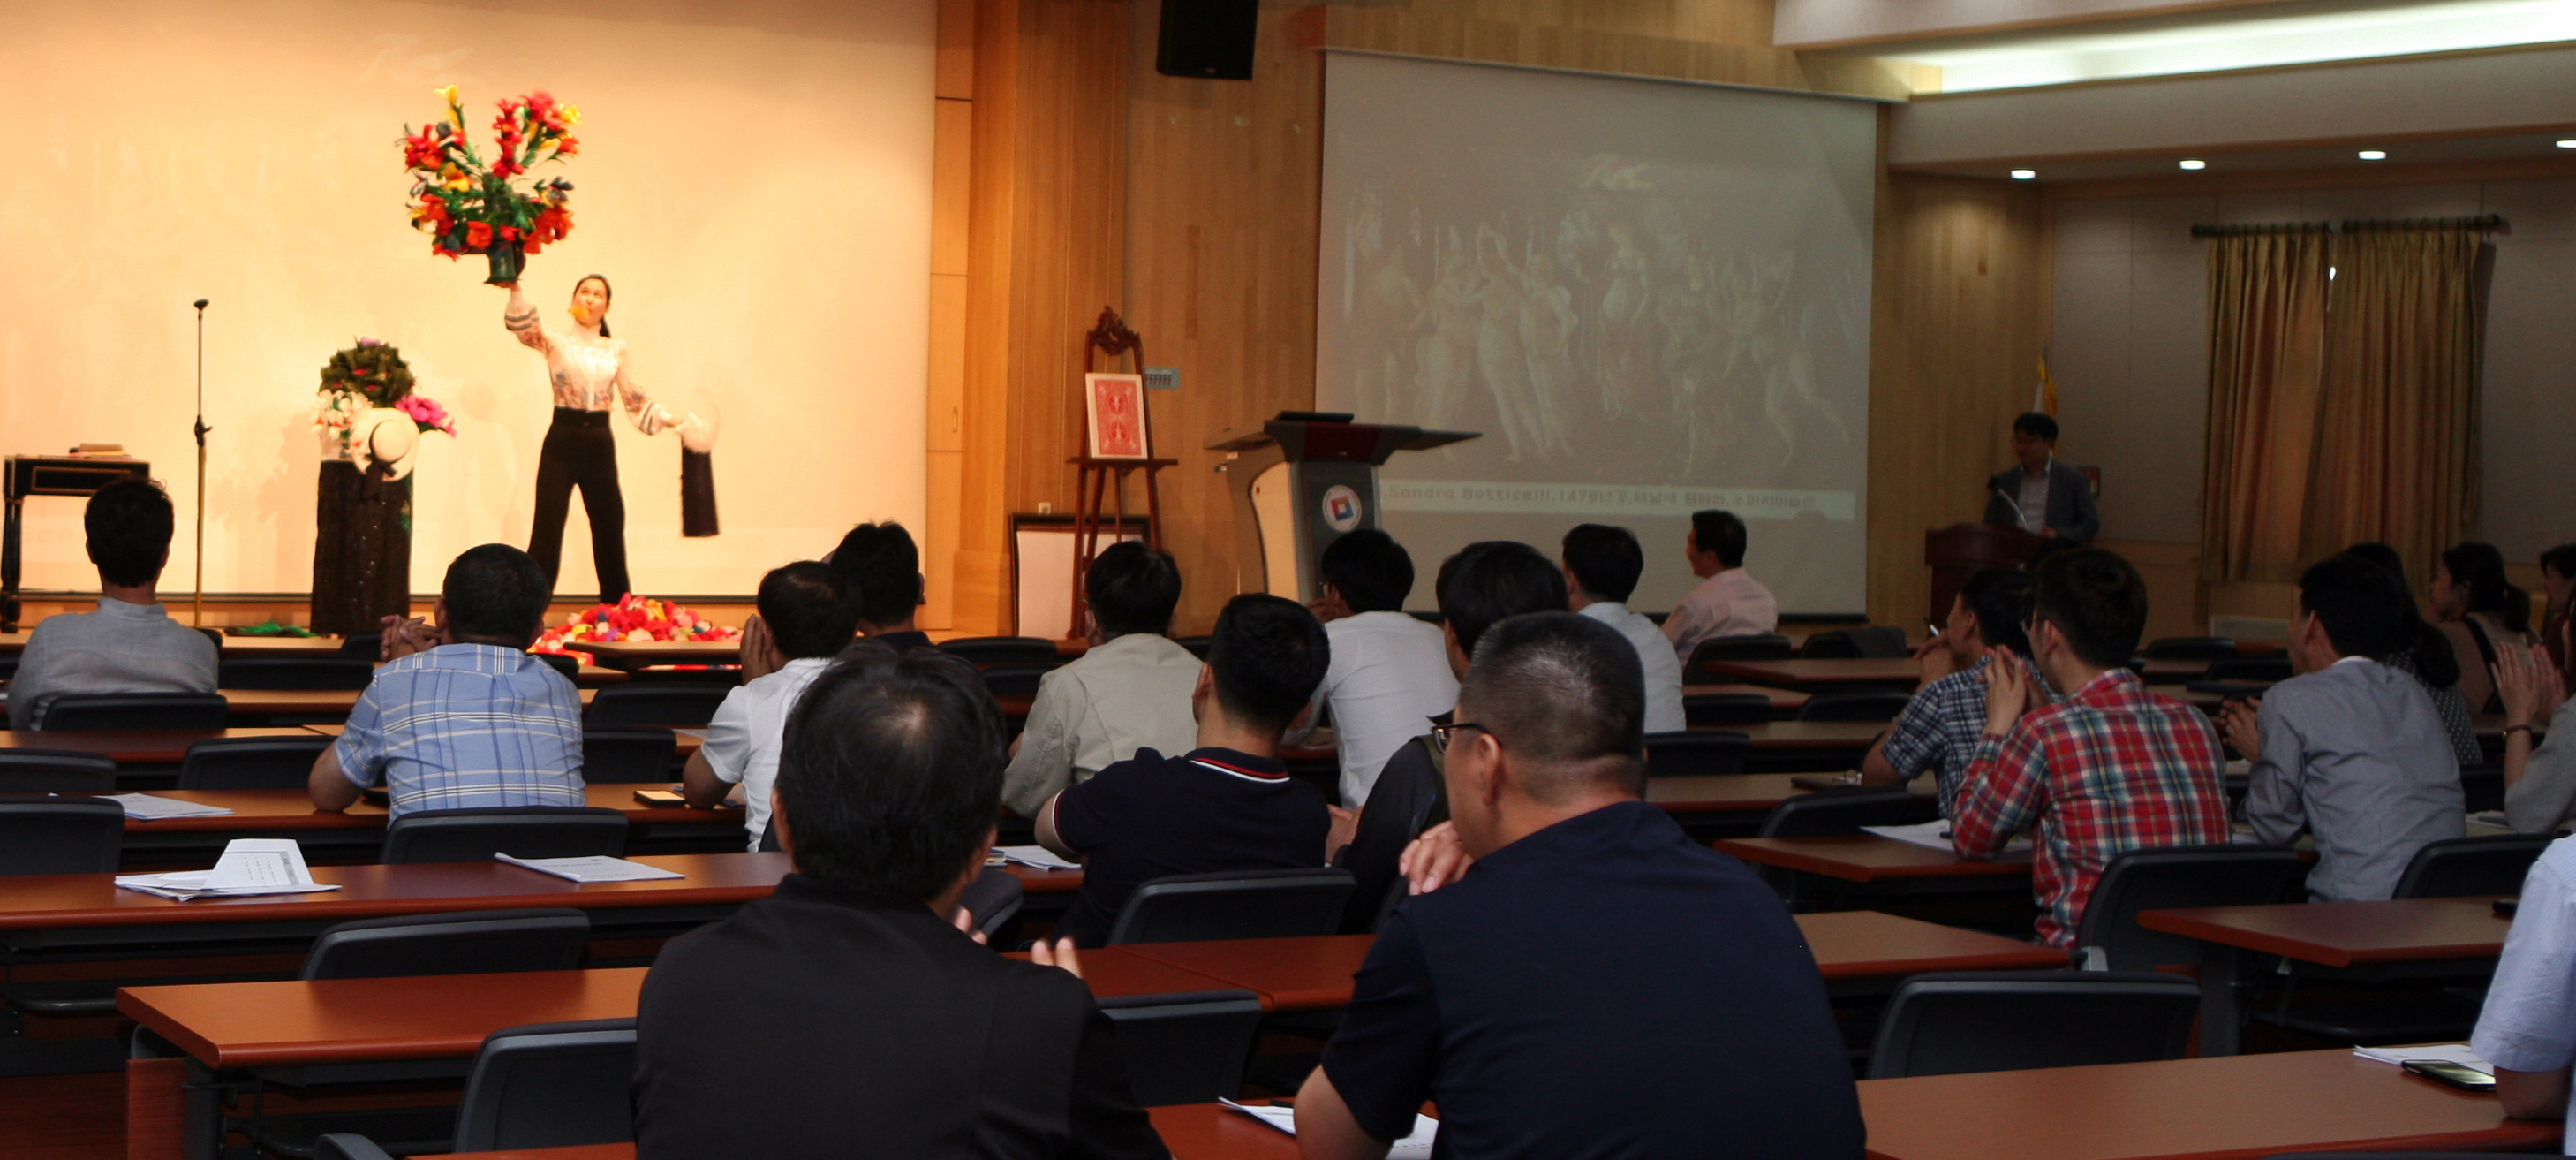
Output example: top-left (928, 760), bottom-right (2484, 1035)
top-left (0, 0), bottom-right (933, 598)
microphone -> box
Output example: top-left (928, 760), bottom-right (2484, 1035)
top-left (193, 299), bottom-right (208, 311)
top-left (1993, 485), bottom-right (2031, 528)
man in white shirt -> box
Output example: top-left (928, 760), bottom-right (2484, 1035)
top-left (2473, 832), bottom-right (2576, 1148)
top-left (1297, 530), bottom-right (1459, 809)
top-left (1561, 524), bottom-right (1685, 734)
top-left (1662, 509), bottom-right (1778, 666)
top-left (1000, 541), bottom-right (1200, 819)
top-left (684, 562), bottom-right (864, 850)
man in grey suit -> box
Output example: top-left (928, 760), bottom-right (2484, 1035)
top-left (1983, 413), bottom-right (2100, 543)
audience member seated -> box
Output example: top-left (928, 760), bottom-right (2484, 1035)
top-left (1860, 567), bottom-right (2036, 817)
top-left (1294, 613), bottom-right (1863, 1159)
top-left (310, 545), bottom-right (585, 818)
top-left (1001, 542), bottom-right (1198, 819)
top-left (2472, 830), bottom-right (2576, 1143)
top-left (1951, 549), bottom-right (2230, 949)
top-left (1037, 594), bottom-right (1333, 947)
top-left (1296, 528), bottom-right (1458, 808)
top-left (2544, 542), bottom-right (2576, 671)
top-left (634, 642), bottom-right (1164, 1159)
top-left (2435, 541), bottom-right (2539, 714)
top-left (6, 478), bottom-right (216, 730)
top-left (1560, 523), bottom-right (1685, 734)
top-left (1661, 508), bottom-right (1776, 663)
top-left (827, 521), bottom-right (933, 653)
top-left (683, 563), bottom-right (863, 850)
top-left (2493, 622), bottom-right (2576, 833)
top-left (2225, 553), bottom-right (2462, 900)
top-left (2346, 542), bottom-right (2483, 770)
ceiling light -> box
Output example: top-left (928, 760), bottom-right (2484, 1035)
top-left (2558, 140), bottom-right (2576, 149)
top-left (2010, 169), bottom-right (2036, 179)
top-left (2179, 159), bottom-right (2207, 170)
top-left (2358, 149), bottom-right (2388, 161)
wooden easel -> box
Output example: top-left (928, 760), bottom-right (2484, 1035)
top-left (1069, 307), bottom-right (1175, 638)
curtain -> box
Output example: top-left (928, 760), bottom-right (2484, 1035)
top-left (2200, 231), bottom-right (2330, 583)
top-left (2298, 227), bottom-right (2485, 573)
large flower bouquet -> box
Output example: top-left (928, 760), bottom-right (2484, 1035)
top-left (403, 86), bottom-right (579, 285)
top-left (534, 595), bottom-right (742, 666)
top-left (313, 338), bottom-right (456, 456)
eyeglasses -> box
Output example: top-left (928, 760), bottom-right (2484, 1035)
top-left (1429, 720), bottom-right (1499, 753)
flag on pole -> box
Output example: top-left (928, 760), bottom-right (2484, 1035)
top-left (2034, 354), bottom-right (2060, 416)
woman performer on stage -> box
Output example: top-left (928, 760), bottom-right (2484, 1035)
top-left (501, 275), bottom-right (684, 604)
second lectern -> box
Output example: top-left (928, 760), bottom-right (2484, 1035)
top-left (1207, 413), bottom-right (1477, 602)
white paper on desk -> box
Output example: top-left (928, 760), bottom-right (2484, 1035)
top-left (206, 838), bottom-right (314, 889)
top-left (108, 793), bottom-right (235, 821)
top-left (995, 845), bottom-right (1080, 870)
top-left (2356, 1043), bottom-right (2492, 1070)
top-left (1859, 820), bottom-right (2031, 854)
top-left (1220, 1100), bottom-right (1438, 1156)
top-left (495, 853), bottom-right (684, 883)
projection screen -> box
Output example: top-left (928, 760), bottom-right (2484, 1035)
top-left (1316, 52), bottom-right (1877, 614)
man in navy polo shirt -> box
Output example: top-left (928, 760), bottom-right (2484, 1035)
top-left (1295, 611), bottom-right (1863, 1159)
top-left (1036, 593), bottom-right (1334, 947)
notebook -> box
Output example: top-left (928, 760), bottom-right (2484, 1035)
top-left (1220, 1100), bottom-right (1438, 1156)
top-left (495, 853), bottom-right (686, 883)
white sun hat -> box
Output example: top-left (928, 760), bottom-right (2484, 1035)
top-left (350, 407), bottom-right (419, 482)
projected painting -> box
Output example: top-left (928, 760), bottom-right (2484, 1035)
top-left (1318, 53), bottom-right (1877, 612)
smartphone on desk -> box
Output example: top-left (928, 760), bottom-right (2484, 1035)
top-left (634, 788), bottom-right (687, 806)
top-left (2496, 897), bottom-right (2519, 917)
top-left (2403, 1059), bottom-right (2497, 1091)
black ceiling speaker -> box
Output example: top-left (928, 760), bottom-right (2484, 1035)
top-left (1157, 0), bottom-right (1258, 80)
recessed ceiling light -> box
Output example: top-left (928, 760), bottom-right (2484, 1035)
top-left (2179, 159), bottom-right (2207, 171)
top-left (2010, 169), bottom-right (2036, 180)
top-left (2358, 149), bottom-right (2388, 161)
top-left (2558, 140), bottom-right (2576, 149)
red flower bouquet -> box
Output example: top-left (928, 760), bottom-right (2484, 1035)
top-left (403, 86), bottom-right (579, 285)
top-left (533, 595), bottom-right (742, 667)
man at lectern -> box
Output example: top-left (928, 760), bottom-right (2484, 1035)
top-left (1982, 413), bottom-right (2098, 544)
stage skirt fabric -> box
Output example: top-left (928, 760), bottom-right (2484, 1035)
top-left (311, 459), bottom-right (412, 636)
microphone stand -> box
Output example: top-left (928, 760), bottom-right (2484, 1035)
top-left (192, 299), bottom-right (210, 628)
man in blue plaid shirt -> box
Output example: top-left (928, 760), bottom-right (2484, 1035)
top-left (1859, 568), bottom-right (2036, 817)
top-left (309, 544), bottom-right (585, 819)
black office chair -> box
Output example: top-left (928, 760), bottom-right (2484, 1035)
top-left (2142, 636), bottom-right (2240, 661)
top-left (533, 652), bottom-right (581, 682)
top-left (0, 748), bottom-right (118, 792)
top-left (585, 683), bottom-right (730, 728)
top-left (301, 909), bottom-right (593, 980)
top-left (1756, 788), bottom-right (1932, 838)
top-left (978, 665), bottom-right (1053, 699)
top-left (2459, 763), bottom-right (2505, 813)
top-left (1098, 989), bottom-right (1265, 1105)
top-left (1799, 627), bottom-right (1908, 659)
top-left (1106, 868), bottom-right (1356, 945)
top-left (0, 797), bottom-right (124, 875)
top-left (2205, 656), bottom-right (2293, 683)
top-left (1336, 737), bottom-right (1447, 933)
top-left (1643, 731), bottom-right (1751, 777)
top-left (580, 728), bottom-right (677, 784)
top-left (302, 1019), bottom-right (639, 1157)
top-left (1683, 692), bottom-right (1773, 726)
top-left (177, 734), bottom-right (334, 790)
top-left (2396, 833), bottom-right (2553, 898)
top-left (217, 656), bottom-right (377, 690)
top-left (958, 867), bottom-right (1025, 942)
top-left (1686, 634), bottom-right (1795, 676)
top-left (338, 632), bottom-right (384, 660)
top-left (37, 692), bottom-right (231, 731)
top-left (1864, 970), bottom-right (2202, 1079)
top-left (1797, 690), bottom-right (1913, 723)
top-left (938, 636), bottom-right (1061, 667)
top-left (382, 807), bottom-right (629, 864)
top-left (2073, 845), bottom-right (2309, 972)
top-left (1799, 629), bottom-right (1862, 658)
top-left (1173, 635), bottom-right (1213, 660)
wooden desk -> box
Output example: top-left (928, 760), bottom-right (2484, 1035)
top-left (1644, 773), bottom-right (1932, 817)
top-left (1713, 835), bottom-right (2031, 883)
top-left (1681, 683), bottom-right (1812, 711)
top-left (1118, 935), bottom-right (1376, 1012)
top-left (2137, 897), bottom-right (2511, 1056)
top-left (1729, 720), bottom-right (1890, 751)
top-left (299, 724), bottom-right (702, 762)
top-left (572, 640), bottom-right (741, 671)
top-left (410, 1107), bottom-right (1301, 1160)
top-left (0, 726), bottom-right (315, 764)
top-left (2138, 657), bottom-right (2217, 680)
top-left (1704, 658), bottom-right (1922, 689)
top-left (1857, 1047), bottom-right (2555, 1159)
top-left (221, 688), bottom-right (599, 717)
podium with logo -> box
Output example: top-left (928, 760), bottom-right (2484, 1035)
top-left (1205, 413), bottom-right (1477, 602)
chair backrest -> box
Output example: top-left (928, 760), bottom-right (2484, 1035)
top-left (532, 653), bottom-right (581, 681)
top-left (1797, 690), bottom-right (1913, 723)
top-left (0, 798), bottom-right (125, 875)
top-left (2395, 833), bottom-right (2554, 899)
top-left (958, 867), bottom-right (1024, 940)
top-left (2074, 845), bottom-right (2310, 971)
top-left (1687, 634), bottom-right (1795, 675)
top-left (1682, 692), bottom-right (1773, 726)
top-left (1757, 788), bottom-right (1933, 838)
top-left (585, 684), bottom-right (731, 728)
top-left (1799, 629), bottom-right (1862, 658)
top-left (937, 636), bottom-right (1061, 666)
top-left (1172, 635), bottom-right (1213, 660)
top-left (338, 632), bottom-right (384, 659)
top-left (0, 749), bottom-right (119, 792)
top-left (314, 1135), bottom-right (397, 1160)
top-left (1643, 731), bottom-right (1751, 777)
top-left (1865, 970), bottom-right (2201, 1079)
top-left (38, 693), bottom-right (230, 731)
top-left (2143, 636), bottom-right (2240, 661)
top-left (450, 1019), bottom-right (638, 1152)
top-left (978, 665), bottom-right (1053, 698)
top-left (1097, 989), bottom-right (1265, 1106)
top-left (1847, 626), bottom-right (1910, 658)
top-left (1107, 868), bottom-right (1356, 945)
top-left (177, 734), bottom-right (335, 791)
top-left (216, 656), bottom-right (377, 691)
top-left (2459, 762), bottom-right (2505, 813)
top-left (382, 807), bottom-right (630, 864)
top-left (302, 909), bottom-right (592, 981)
top-left (2205, 655), bottom-right (2293, 682)
top-left (578, 729), bottom-right (678, 785)
top-left (1337, 738), bottom-right (1447, 933)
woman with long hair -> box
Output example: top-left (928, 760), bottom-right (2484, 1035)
top-left (500, 274), bottom-right (684, 604)
top-left (2345, 542), bottom-right (2482, 770)
top-left (2434, 542), bottom-right (2538, 715)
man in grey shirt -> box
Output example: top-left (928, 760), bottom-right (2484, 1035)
top-left (2225, 553), bottom-right (2462, 901)
top-left (1000, 541), bottom-right (1199, 819)
top-left (8, 479), bottom-right (218, 730)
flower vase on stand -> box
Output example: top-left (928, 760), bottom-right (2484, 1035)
top-left (484, 239), bottom-right (525, 286)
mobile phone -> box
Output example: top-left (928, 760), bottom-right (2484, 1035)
top-left (2403, 1059), bottom-right (2496, 1091)
top-left (2496, 897), bottom-right (2520, 917)
top-left (634, 789), bottom-right (687, 806)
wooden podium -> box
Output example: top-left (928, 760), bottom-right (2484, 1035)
top-left (1925, 522), bottom-right (2045, 625)
top-left (1206, 413), bottom-right (1477, 602)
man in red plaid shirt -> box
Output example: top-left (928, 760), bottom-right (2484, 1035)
top-left (1951, 549), bottom-right (2230, 948)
